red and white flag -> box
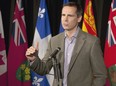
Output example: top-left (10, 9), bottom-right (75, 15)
top-left (0, 10), bottom-right (7, 86)
top-left (8, 0), bottom-right (31, 86)
top-left (104, 0), bottom-right (116, 86)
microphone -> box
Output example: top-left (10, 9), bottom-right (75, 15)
top-left (51, 47), bottom-right (62, 83)
top-left (50, 47), bottom-right (61, 58)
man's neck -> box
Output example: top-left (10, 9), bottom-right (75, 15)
top-left (65, 28), bottom-right (77, 38)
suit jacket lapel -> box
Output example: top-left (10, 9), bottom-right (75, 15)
top-left (68, 30), bottom-right (86, 74)
top-left (57, 33), bottom-right (65, 78)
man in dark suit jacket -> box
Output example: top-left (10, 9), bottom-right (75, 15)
top-left (26, 2), bottom-right (107, 86)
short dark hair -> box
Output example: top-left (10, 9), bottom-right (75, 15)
top-left (63, 2), bottom-right (83, 17)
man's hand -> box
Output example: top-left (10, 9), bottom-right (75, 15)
top-left (25, 46), bottom-right (38, 61)
top-left (26, 42), bottom-right (39, 61)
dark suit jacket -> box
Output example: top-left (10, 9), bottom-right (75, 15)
top-left (30, 28), bottom-right (107, 86)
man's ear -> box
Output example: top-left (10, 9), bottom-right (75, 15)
top-left (77, 16), bottom-right (82, 23)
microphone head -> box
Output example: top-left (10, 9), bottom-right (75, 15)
top-left (50, 47), bottom-right (61, 58)
top-left (56, 47), bottom-right (61, 51)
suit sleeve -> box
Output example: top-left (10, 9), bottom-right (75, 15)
top-left (90, 38), bottom-right (107, 86)
top-left (30, 39), bottom-right (53, 75)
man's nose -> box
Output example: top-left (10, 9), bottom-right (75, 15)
top-left (64, 16), bottom-right (68, 21)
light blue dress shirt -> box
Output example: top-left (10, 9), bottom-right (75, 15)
top-left (63, 28), bottom-right (79, 86)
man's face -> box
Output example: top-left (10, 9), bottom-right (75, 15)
top-left (61, 6), bottom-right (82, 31)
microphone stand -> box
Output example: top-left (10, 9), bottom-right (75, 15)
top-left (52, 56), bottom-right (62, 86)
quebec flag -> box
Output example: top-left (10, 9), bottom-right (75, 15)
top-left (59, 0), bottom-right (69, 33)
top-left (31, 0), bottom-right (53, 86)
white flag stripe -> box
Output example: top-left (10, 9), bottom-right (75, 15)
top-left (46, 68), bottom-right (54, 86)
top-left (0, 11), bottom-right (4, 38)
top-left (33, 29), bottom-right (51, 58)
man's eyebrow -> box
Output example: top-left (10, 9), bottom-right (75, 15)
top-left (67, 14), bottom-right (75, 16)
top-left (61, 13), bottom-right (75, 16)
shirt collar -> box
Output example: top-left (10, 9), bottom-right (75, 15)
top-left (64, 27), bottom-right (79, 39)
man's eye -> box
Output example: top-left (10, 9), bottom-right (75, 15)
top-left (62, 14), bottom-right (65, 16)
top-left (68, 15), bottom-right (75, 17)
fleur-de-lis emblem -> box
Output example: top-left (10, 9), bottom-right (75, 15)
top-left (32, 76), bottom-right (43, 86)
top-left (38, 8), bottom-right (45, 18)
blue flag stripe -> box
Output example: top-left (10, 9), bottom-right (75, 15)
top-left (36, 0), bottom-right (51, 39)
top-left (59, 0), bottom-right (69, 33)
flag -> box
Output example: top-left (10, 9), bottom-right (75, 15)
top-left (59, 0), bottom-right (69, 33)
top-left (31, 0), bottom-right (52, 86)
top-left (104, 0), bottom-right (116, 86)
top-left (8, 0), bottom-right (31, 86)
top-left (0, 10), bottom-right (7, 86)
top-left (82, 0), bottom-right (97, 36)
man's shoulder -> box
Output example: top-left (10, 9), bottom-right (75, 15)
top-left (52, 32), bottom-right (64, 39)
top-left (80, 30), bottom-right (99, 41)
top-left (49, 32), bottom-right (64, 47)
